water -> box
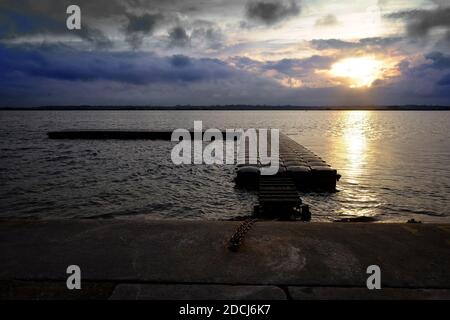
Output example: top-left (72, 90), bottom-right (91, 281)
top-left (1, 110), bottom-right (449, 222)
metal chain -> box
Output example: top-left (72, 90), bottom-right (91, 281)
top-left (228, 219), bottom-right (257, 252)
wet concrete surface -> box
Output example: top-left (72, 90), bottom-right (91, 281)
top-left (1, 220), bottom-right (449, 299)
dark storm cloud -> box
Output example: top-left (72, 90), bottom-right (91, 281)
top-left (125, 13), bottom-right (165, 34)
top-left (0, 0), bottom-right (123, 47)
top-left (124, 13), bottom-right (164, 49)
top-left (315, 14), bottom-right (338, 27)
top-left (425, 52), bottom-right (450, 69)
top-left (170, 54), bottom-right (192, 67)
top-left (245, 0), bottom-right (301, 26)
top-left (310, 37), bottom-right (402, 50)
top-left (0, 44), bottom-right (234, 85)
top-left (388, 52), bottom-right (450, 97)
top-left (262, 55), bottom-right (334, 75)
top-left (0, 9), bottom-right (112, 48)
top-left (76, 28), bottom-right (113, 49)
top-left (0, 0), bottom-right (230, 49)
top-left (386, 6), bottom-right (450, 40)
top-left (168, 26), bottom-right (190, 47)
top-left (190, 20), bottom-right (224, 50)
top-left (230, 55), bottom-right (335, 81)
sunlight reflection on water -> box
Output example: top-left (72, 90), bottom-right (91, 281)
top-left (342, 111), bottom-right (369, 184)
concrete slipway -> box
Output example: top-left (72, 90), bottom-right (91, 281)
top-left (1, 220), bottom-right (449, 299)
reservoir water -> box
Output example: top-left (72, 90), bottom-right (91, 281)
top-left (1, 110), bottom-right (449, 222)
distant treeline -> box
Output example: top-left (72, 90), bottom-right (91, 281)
top-left (1, 105), bottom-right (450, 111)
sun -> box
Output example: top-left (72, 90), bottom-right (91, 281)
top-left (329, 57), bottom-right (383, 88)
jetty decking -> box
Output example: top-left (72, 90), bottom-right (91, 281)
top-left (47, 130), bottom-right (176, 140)
top-left (257, 175), bottom-right (304, 219)
top-left (235, 133), bottom-right (340, 189)
top-left (47, 130), bottom-right (234, 140)
top-left (234, 133), bottom-right (340, 218)
top-left (279, 133), bottom-right (340, 191)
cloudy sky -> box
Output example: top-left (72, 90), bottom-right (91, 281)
top-left (1, 0), bottom-right (450, 106)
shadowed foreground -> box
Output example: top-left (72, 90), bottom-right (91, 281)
top-left (1, 220), bottom-right (449, 300)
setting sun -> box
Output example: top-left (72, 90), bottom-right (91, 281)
top-left (329, 57), bottom-right (383, 88)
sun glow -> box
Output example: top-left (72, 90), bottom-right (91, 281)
top-left (329, 57), bottom-right (383, 88)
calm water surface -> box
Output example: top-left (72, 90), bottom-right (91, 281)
top-left (1, 110), bottom-right (449, 222)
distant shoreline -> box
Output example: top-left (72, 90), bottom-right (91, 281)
top-left (1, 105), bottom-right (449, 111)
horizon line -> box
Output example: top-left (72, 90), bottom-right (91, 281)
top-left (1, 105), bottom-right (450, 111)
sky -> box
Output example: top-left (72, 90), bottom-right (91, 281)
top-left (1, 0), bottom-right (450, 106)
